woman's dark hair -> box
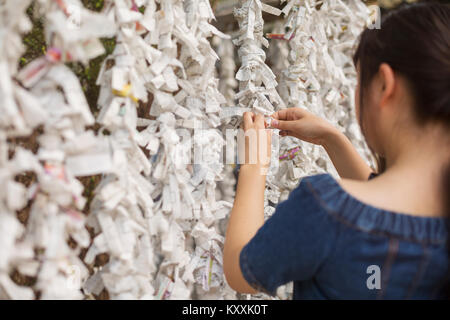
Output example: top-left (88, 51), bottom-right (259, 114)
top-left (352, 1), bottom-right (450, 298)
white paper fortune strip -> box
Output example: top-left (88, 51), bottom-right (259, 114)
top-left (266, 0), bottom-right (373, 201)
top-left (232, 0), bottom-right (374, 300)
top-left (87, 0), bottom-right (236, 300)
top-left (0, 0), bottom-right (373, 300)
top-left (0, 0), bottom-right (115, 299)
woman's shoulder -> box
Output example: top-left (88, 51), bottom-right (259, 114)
top-left (298, 171), bottom-right (375, 193)
top-left (297, 172), bottom-right (337, 190)
top-left (294, 173), bottom-right (448, 244)
top-left (293, 173), bottom-right (362, 218)
top-left (290, 173), bottom-right (351, 218)
top-left (296, 173), bottom-right (345, 203)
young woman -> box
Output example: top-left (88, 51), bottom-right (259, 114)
top-left (223, 2), bottom-right (450, 299)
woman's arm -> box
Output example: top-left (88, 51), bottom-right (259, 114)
top-left (223, 164), bottom-right (265, 293)
top-left (322, 127), bottom-right (373, 181)
top-left (223, 112), bottom-right (270, 293)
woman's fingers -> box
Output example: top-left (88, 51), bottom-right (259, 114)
top-left (272, 109), bottom-right (293, 120)
top-left (271, 111), bottom-right (279, 120)
top-left (243, 112), bottom-right (267, 130)
top-left (271, 119), bottom-right (296, 131)
top-left (271, 107), bottom-right (307, 121)
top-left (271, 109), bottom-right (285, 120)
top-left (243, 112), bottom-right (253, 130)
top-left (254, 114), bottom-right (265, 127)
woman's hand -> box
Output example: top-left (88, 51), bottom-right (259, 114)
top-left (240, 112), bottom-right (272, 172)
top-left (271, 107), bottom-right (336, 146)
top-left (271, 107), bottom-right (373, 180)
top-left (224, 112), bottom-right (269, 294)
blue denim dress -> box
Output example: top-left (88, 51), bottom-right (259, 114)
top-left (239, 173), bottom-right (449, 299)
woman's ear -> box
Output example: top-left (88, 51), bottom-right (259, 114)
top-left (378, 63), bottom-right (395, 108)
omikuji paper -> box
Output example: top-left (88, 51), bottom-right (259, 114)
top-left (0, 0), bottom-right (372, 300)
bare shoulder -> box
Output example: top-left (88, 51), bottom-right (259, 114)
top-left (336, 177), bottom-right (404, 214)
top-left (336, 178), bottom-right (374, 202)
top-left (335, 176), bottom-right (445, 218)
